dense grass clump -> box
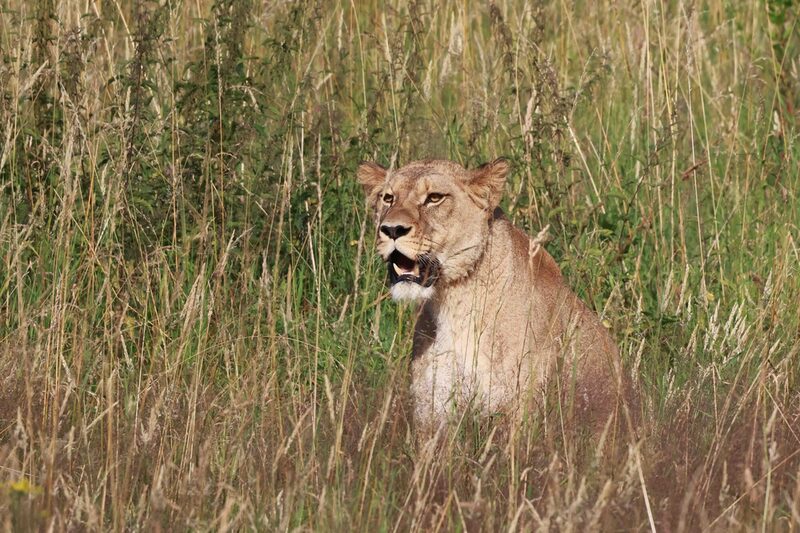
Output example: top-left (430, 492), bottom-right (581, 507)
top-left (1, 0), bottom-right (799, 530)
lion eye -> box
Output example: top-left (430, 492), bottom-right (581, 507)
top-left (425, 193), bottom-right (445, 205)
top-left (382, 193), bottom-right (394, 205)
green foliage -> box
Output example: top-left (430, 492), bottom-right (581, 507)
top-left (0, 0), bottom-right (798, 530)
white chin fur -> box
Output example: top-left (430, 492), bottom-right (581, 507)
top-left (390, 282), bottom-right (434, 301)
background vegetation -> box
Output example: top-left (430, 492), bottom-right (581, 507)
top-left (1, 0), bottom-right (798, 530)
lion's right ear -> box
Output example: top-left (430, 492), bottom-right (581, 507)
top-left (357, 161), bottom-right (387, 198)
top-left (468, 158), bottom-right (510, 209)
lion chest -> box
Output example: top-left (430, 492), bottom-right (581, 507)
top-left (412, 297), bottom-right (521, 414)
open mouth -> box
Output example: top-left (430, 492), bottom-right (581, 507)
top-left (386, 250), bottom-right (439, 287)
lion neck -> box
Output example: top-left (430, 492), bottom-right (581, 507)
top-left (430, 218), bottom-right (515, 324)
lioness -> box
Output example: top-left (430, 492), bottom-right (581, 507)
top-left (358, 158), bottom-right (630, 436)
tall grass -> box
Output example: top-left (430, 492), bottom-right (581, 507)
top-left (0, 0), bottom-right (798, 530)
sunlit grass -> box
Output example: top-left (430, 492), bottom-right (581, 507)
top-left (0, 0), bottom-right (798, 530)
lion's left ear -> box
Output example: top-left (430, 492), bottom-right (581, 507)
top-left (357, 161), bottom-right (388, 199)
top-left (468, 158), bottom-right (510, 209)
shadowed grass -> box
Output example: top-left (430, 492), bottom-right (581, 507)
top-left (0, 0), bottom-right (798, 530)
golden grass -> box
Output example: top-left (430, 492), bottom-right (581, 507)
top-left (0, 0), bottom-right (798, 530)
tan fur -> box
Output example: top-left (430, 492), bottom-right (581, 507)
top-left (358, 159), bottom-right (630, 435)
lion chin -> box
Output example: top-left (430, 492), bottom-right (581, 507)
top-left (390, 281), bottom-right (435, 301)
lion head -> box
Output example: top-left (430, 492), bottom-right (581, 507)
top-left (358, 158), bottom-right (510, 300)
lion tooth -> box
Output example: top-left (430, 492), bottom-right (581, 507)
top-left (393, 263), bottom-right (402, 275)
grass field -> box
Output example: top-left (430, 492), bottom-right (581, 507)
top-left (1, 0), bottom-right (799, 530)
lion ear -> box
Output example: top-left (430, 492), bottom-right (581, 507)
top-left (468, 158), bottom-right (510, 209)
top-left (357, 161), bottom-right (387, 198)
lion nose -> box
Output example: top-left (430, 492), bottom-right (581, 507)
top-left (380, 224), bottom-right (411, 240)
